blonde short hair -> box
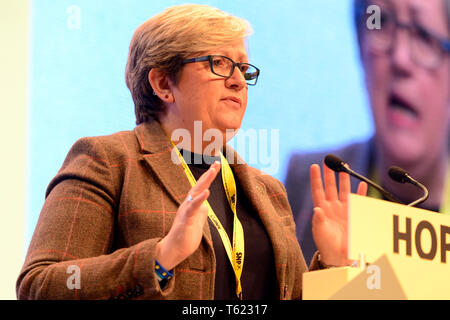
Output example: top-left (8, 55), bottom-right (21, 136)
top-left (125, 4), bottom-right (253, 124)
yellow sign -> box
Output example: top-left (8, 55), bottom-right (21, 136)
top-left (348, 194), bottom-right (450, 265)
top-left (346, 195), bottom-right (450, 299)
top-left (303, 195), bottom-right (450, 299)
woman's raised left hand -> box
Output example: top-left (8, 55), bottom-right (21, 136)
top-left (310, 162), bottom-right (367, 267)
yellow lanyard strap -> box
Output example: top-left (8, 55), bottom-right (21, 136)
top-left (172, 145), bottom-right (245, 299)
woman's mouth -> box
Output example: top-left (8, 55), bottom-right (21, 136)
top-left (387, 94), bottom-right (420, 129)
top-left (221, 96), bottom-right (242, 109)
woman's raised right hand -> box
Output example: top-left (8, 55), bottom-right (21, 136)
top-left (155, 161), bottom-right (221, 271)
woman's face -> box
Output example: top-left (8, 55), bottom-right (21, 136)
top-left (361, 0), bottom-right (450, 166)
top-left (168, 40), bottom-right (249, 141)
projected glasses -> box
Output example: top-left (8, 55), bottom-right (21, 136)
top-left (182, 55), bottom-right (260, 85)
top-left (358, 0), bottom-right (450, 70)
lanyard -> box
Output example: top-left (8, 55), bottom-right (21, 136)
top-left (368, 162), bottom-right (450, 215)
top-left (171, 144), bottom-right (245, 299)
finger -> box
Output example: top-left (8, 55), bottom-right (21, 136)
top-left (312, 207), bottom-right (328, 244)
top-left (338, 171), bottom-right (351, 202)
top-left (189, 161), bottom-right (220, 196)
top-left (357, 181), bottom-right (368, 196)
top-left (184, 189), bottom-right (210, 219)
top-left (323, 161), bottom-right (338, 201)
top-left (310, 164), bottom-right (325, 207)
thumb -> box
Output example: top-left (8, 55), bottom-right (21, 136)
top-left (312, 207), bottom-right (326, 228)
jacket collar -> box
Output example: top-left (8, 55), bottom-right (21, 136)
top-left (134, 120), bottom-right (193, 205)
top-left (134, 120), bottom-right (174, 155)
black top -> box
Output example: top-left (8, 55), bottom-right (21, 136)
top-left (181, 150), bottom-right (277, 300)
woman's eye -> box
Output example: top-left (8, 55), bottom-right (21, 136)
top-left (416, 27), bottom-right (433, 45)
top-left (239, 65), bottom-right (249, 73)
top-left (212, 58), bottom-right (224, 66)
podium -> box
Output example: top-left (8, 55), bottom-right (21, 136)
top-left (302, 194), bottom-right (450, 300)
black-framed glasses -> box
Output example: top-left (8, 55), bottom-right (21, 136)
top-left (357, 0), bottom-right (450, 70)
top-left (181, 55), bottom-right (260, 85)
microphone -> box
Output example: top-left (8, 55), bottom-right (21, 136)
top-left (388, 166), bottom-right (429, 207)
top-left (324, 154), bottom-right (403, 204)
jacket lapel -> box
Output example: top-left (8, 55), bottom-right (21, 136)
top-left (134, 121), bottom-right (213, 244)
top-left (134, 121), bottom-right (190, 207)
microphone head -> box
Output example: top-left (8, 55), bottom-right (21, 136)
top-left (388, 166), bottom-right (409, 184)
top-left (324, 154), bottom-right (347, 172)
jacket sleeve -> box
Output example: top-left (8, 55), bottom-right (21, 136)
top-left (16, 136), bottom-right (175, 300)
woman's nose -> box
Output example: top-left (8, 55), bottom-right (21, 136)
top-left (225, 65), bottom-right (247, 89)
top-left (390, 28), bottom-right (414, 78)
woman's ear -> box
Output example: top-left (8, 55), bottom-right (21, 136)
top-left (148, 68), bottom-right (175, 103)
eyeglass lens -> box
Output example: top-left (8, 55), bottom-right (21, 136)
top-left (210, 56), bottom-right (258, 84)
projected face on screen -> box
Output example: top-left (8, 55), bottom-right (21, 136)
top-left (359, 0), bottom-right (450, 165)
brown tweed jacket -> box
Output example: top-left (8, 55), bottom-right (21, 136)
top-left (17, 121), bottom-right (315, 300)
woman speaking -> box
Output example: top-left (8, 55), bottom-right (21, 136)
top-left (17, 4), bottom-right (365, 300)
